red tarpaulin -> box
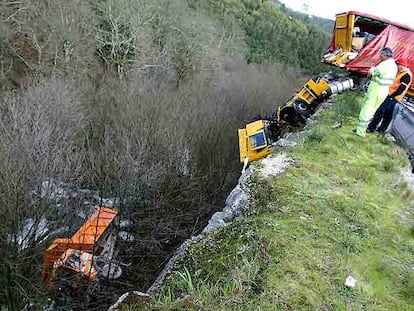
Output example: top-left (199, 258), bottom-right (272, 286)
top-left (346, 25), bottom-right (414, 90)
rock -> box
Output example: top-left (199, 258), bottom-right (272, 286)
top-left (332, 121), bottom-right (342, 129)
top-left (259, 154), bottom-right (292, 178)
top-left (202, 214), bottom-right (226, 233)
top-left (100, 263), bottom-right (123, 280)
top-left (146, 236), bottom-right (201, 296)
top-left (285, 130), bottom-right (309, 142)
top-left (384, 133), bottom-right (396, 142)
top-left (225, 185), bottom-right (250, 217)
top-left (211, 210), bottom-right (234, 223)
top-left (119, 220), bottom-right (131, 228)
top-left (101, 197), bottom-right (120, 208)
top-left (7, 217), bottom-right (49, 250)
top-left (238, 166), bottom-right (253, 188)
top-left (141, 153), bottom-right (256, 301)
top-left (274, 138), bottom-right (297, 148)
top-left (345, 276), bottom-right (356, 288)
top-left (118, 231), bottom-right (135, 242)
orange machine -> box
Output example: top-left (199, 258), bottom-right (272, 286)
top-left (43, 206), bottom-right (119, 285)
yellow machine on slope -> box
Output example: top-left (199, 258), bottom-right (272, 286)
top-left (239, 75), bottom-right (354, 164)
top-left (239, 10), bottom-right (414, 164)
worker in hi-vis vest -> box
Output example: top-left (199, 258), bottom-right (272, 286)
top-left (355, 47), bottom-right (397, 137)
top-left (367, 57), bottom-right (412, 133)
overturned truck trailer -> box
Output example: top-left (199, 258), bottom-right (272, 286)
top-left (325, 11), bottom-right (414, 99)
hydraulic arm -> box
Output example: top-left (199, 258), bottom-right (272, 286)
top-left (238, 75), bottom-right (354, 164)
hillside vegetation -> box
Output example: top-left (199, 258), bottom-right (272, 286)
top-left (189, 0), bottom-right (331, 71)
top-left (0, 0), bottom-right (331, 91)
top-left (0, 0), bottom-right (333, 309)
top-left (127, 93), bottom-right (414, 310)
top-left (274, 1), bottom-right (335, 33)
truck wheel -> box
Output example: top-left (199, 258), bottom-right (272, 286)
top-left (293, 100), bottom-right (313, 118)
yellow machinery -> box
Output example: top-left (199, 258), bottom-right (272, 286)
top-left (323, 11), bottom-right (414, 96)
top-left (238, 76), bottom-right (354, 164)
top-left (322, 12), bottom-right (358, 68)
top-left (238, 120), bottom-right (274, 163)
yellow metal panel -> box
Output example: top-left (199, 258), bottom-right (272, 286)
top-left (346, 14), bottom-right (356, 51)
top-left (334, 13), bottom-right (355, 52)
top-left (335, 15), bottom-right (348, 28)
top-left (296, 79), bottom-right (330, 105)
top-left (312, 79), bottom-right (330, 95)
top-left (238, 129), bottom-right (248, 163)
top-left (247, 147), bottom-right (273, 163)
top-left (335, 29), bottom-right (348, 49)
top-left (239, 120), bottom-right (273, 163)
top-left (246, 120), bottom-right (265, 133)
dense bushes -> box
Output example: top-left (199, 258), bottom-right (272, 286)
top-left (0, 0), bottom-right (244, 89)
top-left (188, 0), bottom-right (332, 73)
top-left (0, 77), bottom-right (85, 308)
top-left (0, 0), bottom-right (330, 92)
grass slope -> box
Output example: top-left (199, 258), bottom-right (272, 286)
top-left (126, 92), bottom-right (414, 310)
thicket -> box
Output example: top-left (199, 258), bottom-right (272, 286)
top-left (0, 0), bottom-right (325, 309)
top-left (188, 0), bottom-right (332, 72)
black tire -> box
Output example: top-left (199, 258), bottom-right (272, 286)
top-left (293, 99), bottom-right (313, 118)
top-left (279, 106), bottom-right (307, 127)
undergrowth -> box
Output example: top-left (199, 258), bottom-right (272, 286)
top-left (125, 92), bottom-right (414, 310)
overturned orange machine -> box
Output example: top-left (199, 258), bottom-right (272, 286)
top-left (43, 206), bottom-right (120, 285)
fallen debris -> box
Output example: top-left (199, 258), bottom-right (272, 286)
top-left (108, 291), bottom-right (152, 311)
top-left (332, 121), bottom-right (342, 129)
top-left (345, 275), bottom-right (356, 288)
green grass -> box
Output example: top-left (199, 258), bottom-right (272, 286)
top-left (125, 92), bottom-right (414, 310)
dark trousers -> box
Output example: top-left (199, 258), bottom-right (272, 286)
top-left (367, 96), bottom-right (398, 133)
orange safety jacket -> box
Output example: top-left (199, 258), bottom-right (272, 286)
top-left (389, 68), bottom-right (413, 102)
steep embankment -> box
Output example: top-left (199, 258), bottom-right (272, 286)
top-left (125, 92), bottom-right (414, 310)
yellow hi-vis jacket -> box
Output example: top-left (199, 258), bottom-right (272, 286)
top-left (388, 67), bottom-right (413, 102)
top-left (356, 58), bottom-right (397, 137)
top-left (369, 58), bottom-right (398, 87)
